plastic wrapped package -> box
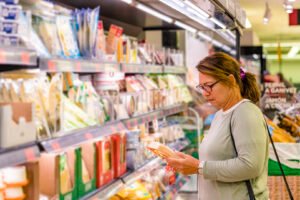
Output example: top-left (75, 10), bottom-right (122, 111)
top-left (56, 15), bottom-right (80, 58)
top-left (74, 7), bottom-right (100, 58)
top-left (32, 14), bottom-right (63, 57)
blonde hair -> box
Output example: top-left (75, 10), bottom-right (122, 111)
top-left (196, 52), bottom-right (260, 103)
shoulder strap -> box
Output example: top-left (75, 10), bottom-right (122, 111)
top-left (229, 111), bottom-right (256, 200)
top-left (263, 118), bottom-right (294, 200)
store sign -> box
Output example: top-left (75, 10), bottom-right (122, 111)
top-left (263, 82), bottom-right (297, 110)
top-left (289, 9), bottom-right (300, 26)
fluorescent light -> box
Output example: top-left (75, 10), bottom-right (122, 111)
top-left (171, 0), bottom-right (186, 8)
top-left (222, 45), bottom-right (231, 52)
top-left (198, 32), bottom-right (212, 41)
top-left (226, 29), bottom-right (236, 39)
top-left (286, 4), bottom-right (293, 9)
top-left (120, 0), bottom-right (132, 4)
top-left (136, 3), bottom-right (173, 23)
top-left (187, 7), bottom-right (207, 20)
top-left (212, 39), bottom-right (223, 48)
top-left (245, 18), bottom-right (252, 28)
top-left (230, 50), bottom-right (237, 55)
top-left (210, 17), bottom-right (226, 29)
top-left (287, 46), bottom-right (300, 57)
top-left (174, 20), bottom-right (197, 33)
top-left (184, 0), bottom-right (210, 18)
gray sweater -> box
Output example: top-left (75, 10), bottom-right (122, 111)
top-left (199, 100), bottom-right (269, 200)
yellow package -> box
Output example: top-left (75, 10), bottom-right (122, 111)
top-left (60, 154), bottom-right (72, 194)
top-left (81, 159), bottom-right (90, 184)
top-left (115, 181), bottom-right (152, 200)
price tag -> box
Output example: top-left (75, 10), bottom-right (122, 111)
top-left (48, 60), bottom-right (56, 71)
top-left (84, 133), bottom-right (93, 140)
top-left (0, 51), bottom-right (6, 63)
top-left (75, 62), bottom-right (81, 71)
top-left (21, 52), bottom-right (30, 64)
top-left (110, 125), bottom-right (118, 134)
top-left (24, 148), bottom-right (36, 161)
top-left (51, 141), bottom-right (61, 151)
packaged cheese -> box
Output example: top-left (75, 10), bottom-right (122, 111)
top-left (2, 166), bottom-right (28, 187)
top-left (4, 187), bottom-right (25, 200)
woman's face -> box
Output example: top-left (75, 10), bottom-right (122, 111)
top-left (198, 72), bottom-right (232, 109)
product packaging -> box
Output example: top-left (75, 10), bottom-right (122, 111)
top-left (0, 102), bottom-right (36, 148)
top-left (106, 24), bottom-right (123, 55)
top-left (76, 142), bottom-right (96, 197)
top-left (111, 133), bottom-right (127, 178)
top-left (56, 15), bottom-right (80, 58)
top-left (96, 137), bottom-right (114, 188)
top-left (39, 148), bottom-right (78, 200)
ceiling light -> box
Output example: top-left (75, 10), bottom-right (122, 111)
top-left (136, 3), bottom-right (173, 23)
top-left (171, 0), bottom-right (186, 8)
top-left (226, 29), bottom-right (236, 39)
top-left (263, 1), bottom-right (271, 24)
top-left (198, 32), bottom-right (213, 41)
top-left (186, 7), bottom-right (207, 20)
top-left (210, 17), bottom-right (226, 29)
top-left (222, 45), bottom-right (231, 52)
top-left (288, 0), bottom-right (295, 2)
top-left (174, 21), bottom-right (197, 33)
top-left (120, 0), bottom-right (132, 4)
top-left (184, 0), bottom-right (210, 18)
top-left (212, 39), bottom-right (223, 48)
top-left (287, 46), bottom-right (300, 57)
top-left (286, 8), bottom-right (293, 13)
top-left (245, 18), bottom-right (252, 28)
top-left (230, 50), bottom-right (237, 55)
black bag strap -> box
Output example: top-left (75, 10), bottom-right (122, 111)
top-left (229, 111), bottom-right (256, 200)
top-left (263, 118), bottom-right (294, 200)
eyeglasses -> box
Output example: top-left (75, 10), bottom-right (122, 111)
top-left (196, 80), bottom-right (220, 93)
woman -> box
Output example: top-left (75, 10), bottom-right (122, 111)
top-left (166, 52), bottom-right (269, 200)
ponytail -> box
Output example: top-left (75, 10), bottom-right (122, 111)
top-left (240, 72), bottom-right (260, 103)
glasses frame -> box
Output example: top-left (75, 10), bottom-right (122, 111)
top-left (196, 80), bottom-right (220, 93)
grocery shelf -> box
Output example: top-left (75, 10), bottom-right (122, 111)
top-left (163, 104), bottom-right (188, 116)
top-left (0, 47), bottom-right (37, 67)
top-left (41, 121), bottom-right (126, 152)
top-left (81, 138), bottom-right (190, 199)
top-left (39, 58), bottom-right (120, 72)
top-left (124, 104), bottom-right (188, 129)
top-left (0, 144), bottom-right (40, 168)
top-left (40, 104), bottom-right (187, 152)
top-left (121, 63), bottom-right (163, 73)
top-left (163, 66), bottom-right (187, 74)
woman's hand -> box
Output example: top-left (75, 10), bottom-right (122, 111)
top-left (165, 152), bottom-right (200, 175)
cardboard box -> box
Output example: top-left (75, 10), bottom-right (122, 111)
top-left (96, 137), bottom-right (114, 188)
top-left (39, 148), bottom-right (77, 200)
top-left (76, 142), bottom-right (96, 197)
top-left (111, 133), bottom-right (126, 178)
top-left (0, 103), bottom-right (36, 148)
top-left (24, 162), bottom-right (39, 200)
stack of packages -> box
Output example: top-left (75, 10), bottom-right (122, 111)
top-left (0, 166), bottom-right (29, 200)
top-left (0, 0), bottom-right (22, 46)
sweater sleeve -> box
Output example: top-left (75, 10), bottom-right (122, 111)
top-left (202, 104), bottom-right (268, 182)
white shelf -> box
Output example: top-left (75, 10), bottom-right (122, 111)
top-left (0, 47), bottom-right (37, 67)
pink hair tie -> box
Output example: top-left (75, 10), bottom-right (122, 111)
top-left (240, 67), bottom-right (246, 80)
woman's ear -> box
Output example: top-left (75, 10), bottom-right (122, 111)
top-left (228, 74), bottom-right (236, 85)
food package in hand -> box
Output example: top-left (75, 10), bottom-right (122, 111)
top-left (147, 142), bottom-right (180, 159)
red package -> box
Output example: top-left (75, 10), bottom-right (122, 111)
top-left (111, 133), bottom-right (127, 178)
